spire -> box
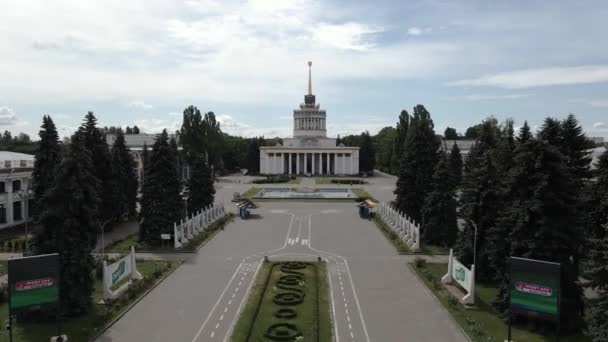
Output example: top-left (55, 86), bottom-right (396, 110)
top-left (307, 61), bottom-right (312, 95)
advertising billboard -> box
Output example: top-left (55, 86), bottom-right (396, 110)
top-left (8, 253), bottom-right (60, 314)
top-left (452, 258), bottom-right (472, 292)
top-left (510, 257), bottom-right (560, 321)
top-left (106, 254), bottom-right (132, 288)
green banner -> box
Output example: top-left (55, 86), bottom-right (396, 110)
top-left (8, 254), bottom-right (60, 313)
top-left (510, 257), bottom-right (560, 321)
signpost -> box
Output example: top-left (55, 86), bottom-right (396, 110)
top-left (8, 253), bottom-right (62, 341)
top-left (442, 249), bottom-right (475, 305)
top-left (508, 257), bottom-right (561, 341)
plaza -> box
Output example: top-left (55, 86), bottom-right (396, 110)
top-left (97, 172), bottom-right (467, 342)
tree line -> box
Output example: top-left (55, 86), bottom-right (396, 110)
top-left (387, 105), bottom-right (607, 338)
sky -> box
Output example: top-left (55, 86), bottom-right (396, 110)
top-left (1, 0), bottom-right (607, 140)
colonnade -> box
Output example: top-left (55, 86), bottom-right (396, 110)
top-left (262, 151), bottom-right (356, 175)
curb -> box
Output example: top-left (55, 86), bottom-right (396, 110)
top-left (89, 259), bottom-right (185, 342)
top-left (406, 263), bottom-right (472, 342)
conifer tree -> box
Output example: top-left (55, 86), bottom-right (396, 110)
top-left (32, 115), bottom-right (61, 217)
top-left (538, 117), bottom-right (562, 146)
top-left (76, 112), bottom-right (117, 234)
top-left (587, 220), bottom-right (608, 340)
top-left (587, 149), bottom-right (608, 239)
top-left (394, 105), bottom-right (439, 222)
top-left (517, 121), bottom-right (532, 144)
top-left (111, 130), bottom-right (138, 219)
top-left (139, 130), bottom-right (183, 244)
top-left (559, 114), bottom-right (592, 182)
top-left (391, 110), bottom-right (410, 174)
top-left (359, 131), bottom-right (375, 173)
top-left (35, 135), bottom-right (98, 315)
top-left (421, 151), bottom-right (458, 246)
top-left (454, 118), bottom-right (501, 280)
top-left (186, 155), bottom-right (216, 213)
top-left (448, 142), bottom-right (463, 188)
top-left (491, 140), bottom-right (584, 332)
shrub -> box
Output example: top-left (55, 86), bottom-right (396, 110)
top-left (447, 295), bottom-right (459, 307)
top-left (0, 284), bottom-right (8, 303)
top-left (414, 257), bottom-right (427, 269)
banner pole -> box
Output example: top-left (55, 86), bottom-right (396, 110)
top-left (8, 259), bottom-right (13, 342)
top-left (507, 311), bottom-right (511, 342)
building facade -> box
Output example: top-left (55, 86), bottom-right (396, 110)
top-left (0, 152), bottom-right (34, 229)
top-left (259, 62), bottom-right (360, 175)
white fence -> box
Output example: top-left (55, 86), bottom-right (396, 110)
top-left (442, 248), bottom-right (475, 305)
top-left (377, 202), bottom-right (420, 251)
top-left (174, 203), bottom-right (226, 248)
top-left (103, 246), bottom-right (142, 302)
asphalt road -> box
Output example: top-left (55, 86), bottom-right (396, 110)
top-left (97, 174), bottom-right (467, 342)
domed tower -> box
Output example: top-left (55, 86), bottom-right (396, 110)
top-left (293, 61), bottom-right (327, 138)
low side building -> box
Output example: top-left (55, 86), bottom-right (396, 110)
top-left (0, 151), bottom-right (34, 229)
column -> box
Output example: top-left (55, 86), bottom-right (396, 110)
top-left (304, 153), bottom-right (308, 174)
top-left (289, 153), bottom-right (292, 175)
top-left (326, 153), bottom-right (330, 175)
top-left (312, 153), bottom-right (316, 175)
top-left (350, 152), bottom-right (354, 174)
top-left (273, 154), bottom-right (277, 174)
top-left (296, 153), bottom-right (300, 174)
top-left (342, 154), bottom-right (345, 174)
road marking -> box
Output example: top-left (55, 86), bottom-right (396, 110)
top-left (215, 323), bottom-right (219, 329)
top-left (210, 332), bottom-right (215, 338)
top-left (224, 307), bottom-right (228, 313)
top-left (231, 293), bottom-right (236, 299)
top-left (190, 264), bottom-right (244, 342)
top-left (301, 239), bottom-right (308, 245)
top-left (223, 260), bottom-right (263, 342)
top-left (228, 300), bottom-right (232, 305)
top-left (238, 281), bottom-right (242, 286)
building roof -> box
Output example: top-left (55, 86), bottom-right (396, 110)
top-left (0, 151), bottom-right (35, 162)
top-left (106, 133), bottom-right (179, 150)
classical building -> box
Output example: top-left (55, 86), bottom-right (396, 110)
top-left (259, 62), bottom-right (360, 175)
top-left (0, 151), bottom-right (34, 229)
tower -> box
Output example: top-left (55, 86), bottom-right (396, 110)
top-left (293, 61), bottom-right (327, 138)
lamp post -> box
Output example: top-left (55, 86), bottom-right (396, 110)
top-left (470, 220), bottom-right (478, 267)
top-left (19, 184), bottom-right (33, 253)
top-left (100, 218), bottom-right (112, 260)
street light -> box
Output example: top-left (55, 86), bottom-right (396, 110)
top-left (19, 184), bottom-right (33, 254)
top-left (470, 220), bottom-right (478, 267)
top-left (100, 218), bottom-right (113, 261)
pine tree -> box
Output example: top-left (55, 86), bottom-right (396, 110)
top-left (538, 117), bottom-right (561, 146)
top-left (394, 105), bottom-right (439, 222)
top-left (391, 110), bottom-right (410, 174)
top-left (76, 112), bottom-right (117, 233)
top-left (421, 151), bottom-right (458, 246)
top-left (586, 149), bottom-right (608, 239)
top-left (517, 121), bottom-right (532, 144)
top-left (139, 130), bottom-right (183, 245)
top-left (359, 131), bottom-right (375, 173)
top-left (588, 218), bottom-right (608, 340)
top-left (492, 140), bottom-right (584, 332)
top-left (111, 130), bottom-right (138, 220)
top-left (32, 115), bottom-right (61, 217)
top-left (186, 155), bottom-right (216, 213)
top-left (35, 135), bottom-right (98, 316)
top-left (448, 142), bottom-right (463, 188)
top-left (454, 118), bottom-right (501, 280)
top-left (559, 114), bottom-right (592, 182)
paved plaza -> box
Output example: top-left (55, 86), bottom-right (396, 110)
top-left (96, 174), bottom-right (467, 342)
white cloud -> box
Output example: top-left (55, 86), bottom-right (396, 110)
top-left (133, 117), bottom-right (181, 134)
top-left (128, 101), bottom-right (154, 110)
top-left (594, 122), bottom-right (606, 129)
top-left (0, 106), bottom-right (17, 125)
top-left (455, 94), bottom-right (531, 101)
top-left (407, 27), bottom-right (422, 36)
top-left (312, 23), bottom-right (382, 51)
top-left (217, 114), bottom-right (290, 137)
top-left (449, 65), bottom-right (608, 89)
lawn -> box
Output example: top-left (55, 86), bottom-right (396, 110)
top-left (315, 178), bottom-right (367, 184)
top-left (231, 261), bottom-right (333, 342)
top-left (241, 187), bottom-right (261, 199)
top-left (0, 260), bottom-right (7, 274)
top-left (371, 216), bottom-right (450, 255)
top-left (409, 262), bottom-right (590, 342)
top-left (0, 259), bottom-right (179, 342)
top-left (351, 188), bottom-right (377, 201)
top-left (105, 214), bottom-right (233, 252)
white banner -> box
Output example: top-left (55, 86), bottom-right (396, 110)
top-left (441, 249), bottom-right (475, 305)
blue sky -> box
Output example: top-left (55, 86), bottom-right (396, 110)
top-left (1, 0), bottom-right (607, 139)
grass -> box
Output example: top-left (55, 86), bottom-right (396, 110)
top-left (0, 260), bottom-right (6, 273)
top-left (315, 178), bottom-right (367, 184)
top-left (351, 188), bottom-right (377, 202)
top-left (409, 262), bottom-right (591, 342)
top-left (371, 216), bottom-right (450, 255)
top-left (241, 187), bottom-right (261, 199)
top-left (105, 214), bottom-right (234, 253)
top-left (249, 177), bottom-right (301, 184)
top-left (0, 234), bottom-right (33, 252)
top-left (0, 259), bottom-right (179, 342)
top-left (231, 261), bottom-right (333, 342)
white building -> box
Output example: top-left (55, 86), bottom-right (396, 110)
top-left (0, 151), bottom-right (34, 229)
top-left (259, 62), bottom-right (360, 175)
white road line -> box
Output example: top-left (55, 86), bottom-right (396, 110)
top-left (215, 323), bottom-right (220, 329)
top-left (190, 263), bottom-right (243, 342)
top-left (210, 332), bottom-right (215, 338)
top-left (219, 315), bottom-right (224, 321)
top-left (231, 293), bottom-right (235, 299)
top-left (224, 307), bottom-right (228, 313)
top-left (307, 214), bottom-right (371, 342)
top-left (223, 260), bottom-right (263, 342)
top-left (228, 300), bottom-right (232, 305)
top-left (238, 281), bottom-right (242, 286)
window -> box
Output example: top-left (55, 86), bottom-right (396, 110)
top-left (4, 161), bottom-right (10, 168)
top-left (0, 182), bottom-right (5, 193)
top-left (20, 160), bottom-right (27, 168)
top-left (269, 153), bottom-right (274, 157)
top-left (345, 153), bottom-right (351, 157)
top-left (0, 204), bottom-right (6, 223)
top-left (12, 180), bottom-right (21, 192)
top-left (13, 201), bottom-right (22, 221)
top-left (337, 153), bottom-right (343, 157)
